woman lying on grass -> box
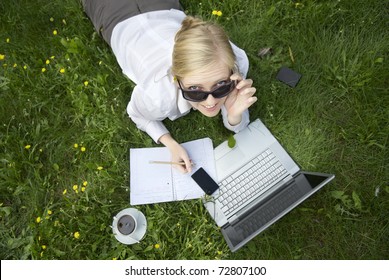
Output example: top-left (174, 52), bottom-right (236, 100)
top-left (82, 0), bottom-right (257, 173)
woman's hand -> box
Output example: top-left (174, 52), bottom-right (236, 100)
top-left (224, 73), bottom-right (257, 126)
top-left (159, 133), bottom-right (192, 173)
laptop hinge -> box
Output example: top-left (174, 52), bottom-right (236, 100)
top-left (229, 215), bottom-right (240, 226)
top-left (292, 170), bottom-right (302, 179)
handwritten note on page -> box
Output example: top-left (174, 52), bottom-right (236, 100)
top-left (129, 138), bottom-right (216, 205)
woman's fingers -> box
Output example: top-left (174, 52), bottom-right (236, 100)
top-left (172, 156), bottom-right (192, 174)
top-left (183, 158), bottom-right (192, 173)
top-left (239, 86), bottom-right (256, 96)
top-left (236, 78), bottom-right (253, 90)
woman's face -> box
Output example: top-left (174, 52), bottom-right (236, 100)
top-left (179, 63), bottom-right (233, 117)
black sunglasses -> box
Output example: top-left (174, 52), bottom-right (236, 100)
top-left (177, 78), bottom-right (236, 102)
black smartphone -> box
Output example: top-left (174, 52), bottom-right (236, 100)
top-left (191, 167), bottom-right (219, 195)
top-left (276, 66), bottom-right (302, 88)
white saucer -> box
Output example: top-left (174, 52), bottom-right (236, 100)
top-left (112, 208), bottom-right (147, 245)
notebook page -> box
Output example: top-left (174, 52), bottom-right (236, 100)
top-left (130, 146), bottom-right (173, 205)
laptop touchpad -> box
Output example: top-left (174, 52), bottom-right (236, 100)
top-left (216, 147), bottom-right (245, 177)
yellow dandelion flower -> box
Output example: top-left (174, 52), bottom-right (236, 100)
top-left (59, 68), bottom-right (65, 74)
top-left (63, 189), bottom-right (67, 195)
top-left (83, 181), bottom-right (88, 187)
top-left (83, 81), bottom-right (89, 86)
top-left (41, 68), bottom-right (46, 73)
top-left (36, 217), bottom-right (42, 223)
top-left (23, 65), bottom-right (28, 70)
top-left (6, 38), bottom-right (10, 43)
top-left (45, 59), bottom-right (50, 65)
top-left (80, 147), bottom-right (86, 152)
top-left (81, 187), bottom-right (86, 192)
top-left (41, 245), bottom-right (47, 250)
top-left (13, 63), bottom-right (17, 68)
top-left (73, 184), bottom-right (78, 191)
top-left (47, 210), bottom-right (52, 215)
top-left (53, 30), bottom-right (58, 36)
top-left (25, 144), bottom-right (31, 149)
top-left (74, 231), bottom-right (80, 239)
top-left (73, 143), bottom-right (79, 148)
top-left (50, 56), bottom-right (55, 59)
top-left (154, 244), bottom-right (160, 249)
top-left (0, 54), bottom-right (5, 60)
top-left (97, 166), bottom-right (103, 170)
top-left (212, 10), bottom-right (222, 16)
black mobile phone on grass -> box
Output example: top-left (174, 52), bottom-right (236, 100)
top-left (276, 66), bottom-right (302, 88)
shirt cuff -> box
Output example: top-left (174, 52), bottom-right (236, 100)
top-left (145, 120), bottom-right (170, 143)
top-left (221, 107), bottom-right (250, 133)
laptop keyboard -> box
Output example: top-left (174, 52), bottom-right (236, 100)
top-left (217, 149), bottom-right (288, 216)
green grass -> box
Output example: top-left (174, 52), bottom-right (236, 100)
top-left (0, 0), bottom-right (388, 260)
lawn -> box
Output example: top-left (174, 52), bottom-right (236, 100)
top-left (0, 0), bottom-right (388, 260)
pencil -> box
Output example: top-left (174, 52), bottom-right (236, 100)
top-left (149, 160), bottom-right (195, 166)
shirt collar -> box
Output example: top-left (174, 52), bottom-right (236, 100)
top-left (155, 66), bottom-right (192, 114)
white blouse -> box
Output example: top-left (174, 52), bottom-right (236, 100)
top-left (110, 9), bottom-right (250, 143)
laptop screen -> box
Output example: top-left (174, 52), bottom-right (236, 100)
top-left (222, 171), bottom-right (334, 251)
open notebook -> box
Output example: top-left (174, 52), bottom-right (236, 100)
top-left (129, 138), bottom-right (216, 205)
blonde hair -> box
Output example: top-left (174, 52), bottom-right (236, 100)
top-left (172, 16), bottom-right (236, 79)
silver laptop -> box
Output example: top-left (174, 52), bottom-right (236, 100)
top-left (204, 118), bottom-right (335, 252)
